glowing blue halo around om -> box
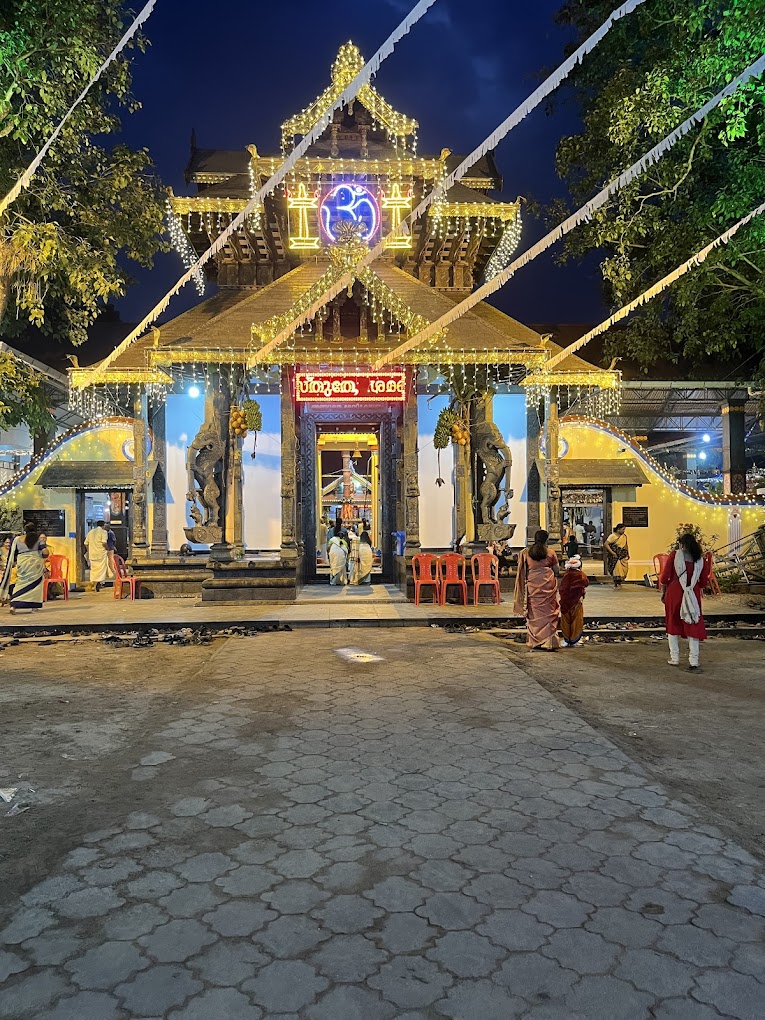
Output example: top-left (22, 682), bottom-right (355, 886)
top-left (320, 183), bottom-right (380, 243)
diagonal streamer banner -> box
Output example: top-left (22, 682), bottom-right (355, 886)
top-left (543, 199), bottom-right (765, 371)
top-left (374, 52), bottom-right (765, 368)
top-left (252, 0), bottom-right (652, 364)
top-left (83, 0), bottom-right (440, 388)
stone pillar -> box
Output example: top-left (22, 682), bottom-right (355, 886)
top-left (132, 389), bottom-right (149, 556)
top-left (230, 440), bottom-right (244, 558)
top-left (280, 367), bottom-right (298, 564)
top-left (149, 397), bottom-right (168, 555)
top-left (207, 369), bottom-right (234, 562)
top-left (454, 440), bottom-right (472, 551)
top-left (526, 401), bottom-right (541, 544)
top-left (403, 371), bottom-right (421, 554)
top-left (544, 391), bottom-right (562, 548)
top-left (722, 399), bottom-right (747, 495)
top-left (468, 394), bottom-right (491, 553)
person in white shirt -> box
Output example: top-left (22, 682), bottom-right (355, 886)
top-left (85, 521), bottom-right (112, 591)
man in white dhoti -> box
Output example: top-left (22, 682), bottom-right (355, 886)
top-left (85, 521), bottom-right (112, 591)
top-left (328, 527), bottom-right (348, 586)
top-left (355, 531), bottom-right (374, 584)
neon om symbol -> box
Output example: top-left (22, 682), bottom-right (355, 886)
top-left (319, 184), bottom-right (380, 243)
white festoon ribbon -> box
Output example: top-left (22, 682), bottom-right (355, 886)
top-left (373, 52), bottom-right (765, 368)
top-left (543, 198), bottom-right (765, 371)
top-left (675, 548), bottom-right (703, 624)
top-left (253, 0), bottom-right (652, 364)
top-left (83, 0), bottom-right (440, 388)
top-left (0, 0), bottom-right (157, 219)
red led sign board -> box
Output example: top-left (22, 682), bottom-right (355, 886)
top-left (295, 372), bottom-right (406, 403)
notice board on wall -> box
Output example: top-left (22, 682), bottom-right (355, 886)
top-left (622, 506), bottom-right (649, 528)
top-left (22, 509), bottom-right (66, 537)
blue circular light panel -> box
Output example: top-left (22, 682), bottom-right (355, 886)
top-left (319, 183), bottom-right (380, 243)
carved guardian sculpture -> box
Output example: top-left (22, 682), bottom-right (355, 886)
top-left (185, 415), bottom-right (226, 545)
top-left (473, 419), bottom-right (516, 544)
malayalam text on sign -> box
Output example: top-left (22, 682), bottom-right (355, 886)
top-left (295, 372), bottom-right (406, 403)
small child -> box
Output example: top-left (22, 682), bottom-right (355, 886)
top-left (559, 555), bottom-right (589, 647)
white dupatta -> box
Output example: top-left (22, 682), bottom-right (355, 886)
top-left (674, 549), bottom-right (703, 624)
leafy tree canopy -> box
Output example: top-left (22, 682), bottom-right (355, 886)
top-left (0, 0), bottom-right (167, 435)
top-left (0, 348), bottom-right (52, 433)
top-left (553, 0), bottom-right (765, 381)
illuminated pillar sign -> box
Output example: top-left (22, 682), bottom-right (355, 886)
top-left (295, 372), bottom-right (406, 403)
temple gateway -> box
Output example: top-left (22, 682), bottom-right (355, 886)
top-left (5, 43), bottom-right (760, 598)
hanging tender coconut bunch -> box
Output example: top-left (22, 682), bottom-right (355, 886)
top-left (434, 407), bottom-right (461, 449)
top-left (229, 405), bottom-right (248, 438)
top-left (450, 417), bottom-right (470, 447)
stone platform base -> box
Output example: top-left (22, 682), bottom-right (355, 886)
top-left (130, 556), bottom-right (212, 597)
top-left (201, 558), bottom-right (298, 603)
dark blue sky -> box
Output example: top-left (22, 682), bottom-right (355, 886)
top-left (115, 0), bottom-right (607, 327)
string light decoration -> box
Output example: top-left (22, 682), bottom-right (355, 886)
top-left (564, 416), bottom-right (762, 507)
top-left (165, 197), bottom-right (205, 296)
top-left (0, 418), bottom-right (136, 498)
top-left (381, 182), bottom-right (413, 249)
top-left (483, 208), bottom-right (524, 281)
top-left (523, 371), bottom-right (622, 419)
top-left (281, 42), bottom-right (418, 151)
top-left (287, 182), bottom-right (321, 250)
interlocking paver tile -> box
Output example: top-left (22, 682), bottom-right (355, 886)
top-left (243, 960), bottom-right (328, 1011)
top-left (256, 915), bottom-right (330, 957)
top-left (427, 930), bottom-right (505, 978)
top-left (37, 991), bottom-right (123, 1020)
top-left (368, 956), bottom-right (452, 1008)
top-left (65, 941), bottom-right (148, 988)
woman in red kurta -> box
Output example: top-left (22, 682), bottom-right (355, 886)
top-left (659, 532), bottom-right (711, 672)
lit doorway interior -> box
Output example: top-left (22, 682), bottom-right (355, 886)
top-left (316, 428), bottom-right (382, 576)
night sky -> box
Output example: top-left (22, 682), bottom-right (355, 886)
top-left (115, 0), bottom-right (608, 328)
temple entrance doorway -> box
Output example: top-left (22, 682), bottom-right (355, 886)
top-left (315, 427), bottom-right (382, 579)
top-left (561, 488), bottom-right (607, 574)
top-left (299, 408), bottom-right (400, 584)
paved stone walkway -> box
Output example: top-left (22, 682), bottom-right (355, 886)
top-left (0, 584), bottom-right (759, 633)
top-left (1, 631), bottom-right (764, 1018)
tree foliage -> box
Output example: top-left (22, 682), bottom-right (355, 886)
top-left (0, 0), bottom-right (167, 346)
top-left (553, 0), bottom-right (765, 380)
top-left (0, 349), bottom-right (52, 433)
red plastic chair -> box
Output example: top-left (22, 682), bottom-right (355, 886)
top-left (471, 553), bottom-right (501, 605)
top-left (438, 553), bottom-right (468, 605)
top-left (413, 553), bottom-right (440, 605)
top-left (653, 552), bottom-right (670, 582)
top-left (113, 554), bottom-right (141, 601)
top-left (43, 554), bottom-right (69, 601)
top-left (705, 552), bottom-right (721, 597)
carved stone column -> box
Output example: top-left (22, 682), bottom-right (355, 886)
top-left (149, 397), bottom-right (168, 555)
top-left (280, 367), bottom-right (298, 564)
top-left (454, 441), bottom-right (471, 550)
top-left (526, 401), bottom-right (541, 544)
top-left (207, 370), bottom-right (234, 562)
top-left (132, 390), bottom-right (149, 556)
top-left (230, 441), bottom-right (244, 558)
top-left (544, 391), bottom-right (562, 547)
top-left (403, 372), bottom-right (421, 554)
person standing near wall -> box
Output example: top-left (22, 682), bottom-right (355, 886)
top-left (85, 521), bottom-right (111, 592)
top-left (605, 523), bottom-right (630, 588)
top-left (660, 532), bottom-right (711, 673)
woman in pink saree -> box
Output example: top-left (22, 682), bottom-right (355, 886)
top-left (513, 529), bottom-right (561, 650)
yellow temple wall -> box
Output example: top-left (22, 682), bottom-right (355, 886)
top-left (559, 419), bottom-right (764, 579)
top-left (0, 420), bottom-right (135, 583)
